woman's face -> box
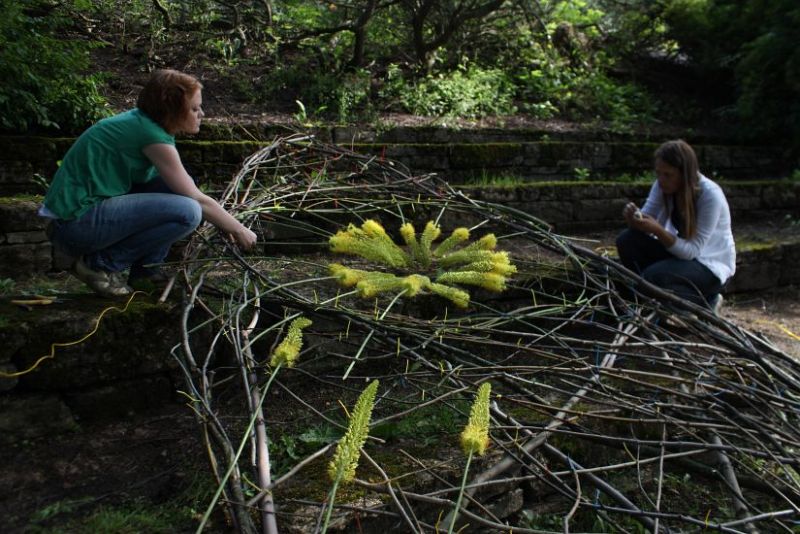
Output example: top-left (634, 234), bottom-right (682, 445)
top-left (178, 89), bottom-right (204, 134)
top-left (655, 158), bottom-right (683, 195)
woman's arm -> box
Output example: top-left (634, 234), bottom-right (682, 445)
top-left (142, 143), bottom-right (257, 249)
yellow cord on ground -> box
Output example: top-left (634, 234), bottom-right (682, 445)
top-left (756, 320), bottom-right (800, 342)
top-left (0, 291), bottom-right (145, 379)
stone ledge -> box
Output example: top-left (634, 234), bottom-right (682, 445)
top-left (1, 135), bottom-right (793, 196)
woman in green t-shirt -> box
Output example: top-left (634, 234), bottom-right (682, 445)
top-left (42, 69), bottom-right (257, 296)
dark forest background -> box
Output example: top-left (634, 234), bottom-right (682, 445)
top-left (1, 0), bottom-right (798, 148)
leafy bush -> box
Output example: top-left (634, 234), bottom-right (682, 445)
top-left (0, 0), bottom-right (110, 133)
top-left (262, 64), bottom-right (371, 122)
top-left (383, 63), bottom-right (516, 118)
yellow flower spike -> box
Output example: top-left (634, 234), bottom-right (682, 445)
top-left (328, 380), bottom-right (380, 483)
top-left (329, 229), bottom-right (408, 268)
top-left (429, 283), bottom-right (470, 308)
top-left (421, 221), bottom-right (441, 250)
top-left (437, 271), bottom-right (506, 292)
top-left (329, 264), bottom-right (369, 287)
top-left (491, 262), bottom-right (517, 276)
top-left (270, 316), bottom-right (313, 368)
top-left (400, 222), bottom-right (424, 264)
top-left (362, 219), bottom-right (387, 238)
top-left (460, 382), bottom-right (491, 456)
top-left (399, 222), bottom-right (416, 244)
top-left (433, 227), bottom-right (470, 258)
top-left (356, 275), bottom-right (405, 298)
top-left (418, 221), bottom-right (441, 267)
top-left (402, 274), bottom-right (431, 297)
top-left (438, 249), bottom-right (495, 269)
top-left (453, 260), bottom-right (496, 273)
top-left (476, 234), bottom-right (497, 250)
top-left (453, 233), bottom-right (498, 256)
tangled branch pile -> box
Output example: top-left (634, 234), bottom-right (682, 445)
top-left (172, 136), bottom-right (800, 533)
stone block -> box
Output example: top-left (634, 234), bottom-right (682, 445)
top-left (0, 243), bottom-right (52, 277)
top-left (699, 145), bottom-right (732, 174)
top-left (0, 362), bottom-right (18, 392)
top-left (14, 302), bottom-right (180, 391)
top-left (728, 247), bottom-right (783, 292)
top-left (63, 374), bottom-right (177, 421)
top-left (575, 198), bottom-right (627, 222)
top-left (761, 184), bottom-right (799, 209)
top-left (471, 187), bottom-right (518, 204)
top-left (0, 161), bottom-right (36, 185)
top-left (5, 230), bottom-right (47, 244)
top-left (531, 201), bottom-right (573, 224)
top-left (726, 195), bottom-right (762, 214)
top-left (779, 242), bottom-right (800, 285)
top-left (0, 393), bottom-right (78, 445)
top-left (487, 487), bottom-right (524, 520)
top-left (449, 143), bottom-right (525, 170)
top-left (0, 199), bottom-right (45, 233)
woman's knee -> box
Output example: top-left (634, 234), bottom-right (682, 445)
top-left (615, 229), bottom-right (632, 253)
top-left (170, 196), bottom-right (202, 229)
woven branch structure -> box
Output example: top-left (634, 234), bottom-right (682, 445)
top-left (172, 135), bottom-right (800, 533)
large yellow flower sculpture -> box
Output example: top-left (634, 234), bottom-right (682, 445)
top-left (328, 219), bottom-right (516, 308)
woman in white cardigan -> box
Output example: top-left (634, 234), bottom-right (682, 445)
top-left (616, 139), bottom-right (736, 310)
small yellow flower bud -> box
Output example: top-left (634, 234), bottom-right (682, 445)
top-left (460, 382), bottom-right (491, 456)
top-left (270, 316), bottom-right (313, 368)
top-left (328, 380), bottom-right (379, 483)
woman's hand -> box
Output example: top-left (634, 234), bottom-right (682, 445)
top-left (232, 226), bottom-right (257, 251)
top-left (622, 202), bottom-right (642, 225)
top-left (629, 213), bottom-right (659, 234)
top-left (629, 213), bottom-right (677, 248)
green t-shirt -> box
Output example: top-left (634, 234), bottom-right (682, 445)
top-left (44, 108), bottom-right (175, 220)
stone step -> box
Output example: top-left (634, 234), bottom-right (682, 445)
top-left (0, 133), bottom-right (793, 196)
top-left (0, 292), bottom-right (184, 444)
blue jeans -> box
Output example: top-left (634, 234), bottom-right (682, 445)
top-left (50, 184), bottom-right (201, 274)
top-left (615, 229), bottom-right (722, 307)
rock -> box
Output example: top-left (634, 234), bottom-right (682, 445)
top-left (0, 393), bottom-right (78, 445)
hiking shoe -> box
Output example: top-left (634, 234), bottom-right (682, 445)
top-left (709, 294), bottom-right (724, 316)
top-left (72, 257), bottom-right (132, 297)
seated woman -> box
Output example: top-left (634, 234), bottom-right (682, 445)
top-left (41, 69), bottom-right (257, 296)
top-left (615, 139), bottom-right (735, 311)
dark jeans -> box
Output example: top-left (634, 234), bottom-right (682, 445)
top-left (615, 228), bottom-right (722, 307)
top-left (50, 177), bottom-right (201, 274)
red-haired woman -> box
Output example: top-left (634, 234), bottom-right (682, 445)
top-left (616, 139), bottom-right (736, 312)
top-left (41, 69), bottom-right (256, 296)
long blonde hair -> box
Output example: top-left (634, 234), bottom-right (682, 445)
top-left (655, 139), bottom-right (700, 238)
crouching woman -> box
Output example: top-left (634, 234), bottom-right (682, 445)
top-left (615, 139), bottom-right (735, 311)
top-left (41, 69), bottom-right (256, 296)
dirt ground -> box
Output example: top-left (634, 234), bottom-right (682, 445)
top-left (722, 286), bottom-right (800, 360)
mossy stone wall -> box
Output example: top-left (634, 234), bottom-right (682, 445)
top-left (0, 131), bottom-right (792, 196)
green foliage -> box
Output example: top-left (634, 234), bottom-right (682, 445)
top-left (27, 488), bottom-right (206, 533)
top-left (574, 167), bottom-right (591, 181)
top-left (0, 278), bottom-right (15, 295)
top-left (372, 400), bottom-right (468, 447)
top-left (0, 0), bottom-right (110, 133)
top-left (3, 0), bottom-right (794, 143)
top-left (383, 63), bottom-right (516, 118)
top-left (662, 0), bottom-right (800, 143)
top-left (262, 64), bottom-right (371, 122)
top-left (272, 424), bottom-right (339, 475)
